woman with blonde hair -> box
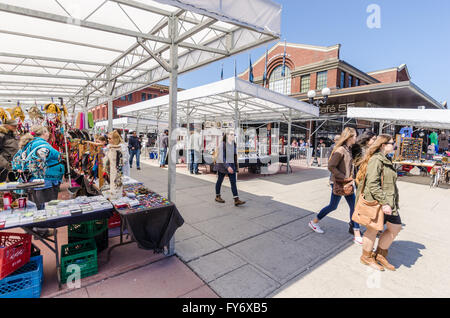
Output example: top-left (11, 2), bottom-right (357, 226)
top-left (309, 127), bottom-right (362, 244)
top-left (12, 125), bottom-right (65, 237)
top-left (355, 134), bottom-right (400, 271)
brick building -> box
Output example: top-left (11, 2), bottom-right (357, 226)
top-left (239, 42), bottom-right (444, 142)
top-left (90, 84), bottom-right (170, 122)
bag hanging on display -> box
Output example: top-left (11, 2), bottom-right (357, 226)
top-left (352, 173), bottom-right (384, 231)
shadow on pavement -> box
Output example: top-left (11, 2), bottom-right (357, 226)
top-left (388, 240), bottom-right (426, 269)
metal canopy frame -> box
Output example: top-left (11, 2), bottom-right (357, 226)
top-left (0, 0), bottom-right (282, 256)
top-left (0, 0), bottom-right (280, 121)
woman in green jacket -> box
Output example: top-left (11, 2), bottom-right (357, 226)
top-left (355, 134), bottom-right (401, 271)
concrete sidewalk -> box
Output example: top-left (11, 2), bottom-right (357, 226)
top-left (138, 159), bottom-right (450, 298)
top-left (34, 159), bottom-right (450, 298)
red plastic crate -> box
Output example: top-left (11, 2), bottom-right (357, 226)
top-left (0, 232), bottom-right (32, 280)
top-left (108, 212), bottom-right (121, 229)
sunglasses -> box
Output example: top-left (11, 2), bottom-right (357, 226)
top-left (384, 142), bottom-right (395, 145)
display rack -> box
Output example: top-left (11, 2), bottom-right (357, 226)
top-left (397, 136), bottom-right (423, 161)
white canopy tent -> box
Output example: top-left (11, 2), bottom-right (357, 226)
top-left (0, 0), bottom-right (283, 256)
top-left (118, 76), bottom-right (320, 173)
top-left (118, 77), bottom-right (319, 121)
top-left (95, 116), bottom-right (168, 132)
top-left (347, 107), bottom-right (450, 130)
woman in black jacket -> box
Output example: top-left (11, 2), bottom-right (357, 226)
top-left (214, 131), bottom-right (246, 206)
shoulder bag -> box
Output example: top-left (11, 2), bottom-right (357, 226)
top-left (352, 168), bottom-right (384, 231)
top-left (333, 178), bottom-right (354, 196)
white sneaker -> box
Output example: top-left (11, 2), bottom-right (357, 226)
top-left (353, 236), bottom-right (363, 245)
top-left (309, 220), bottom-right (324, 234)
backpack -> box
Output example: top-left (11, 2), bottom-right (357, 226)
top-left (12, 140), bottom-right (48, 180)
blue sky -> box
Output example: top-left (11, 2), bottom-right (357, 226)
top-left (173, 0), bottom-right (450, 105)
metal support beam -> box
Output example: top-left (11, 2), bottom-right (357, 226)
top-left (106, 67), bottom-right (113, 132)
top-left (287, 110), bottom-right (292, 174)
top-left (167, 15), bottom-right (179, 256)
top-left (0, 3), bottom-right (172, 44)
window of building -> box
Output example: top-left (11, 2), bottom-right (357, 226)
top-left (300, 75), bottom-right (310, 93)
top-left (268, 65), bottom-right (291, 95)
top-left (127, 94), bottom-right (133, 102)
top-left (316, 71), bottom-right (328, 90)
top-left (355, 78), bottom-right (360, 86)
top-left (148, 94), bottom-right (153, 100)
top-left (120, 96), bottom-right (126, 101)
top-left (141, 93), bottom-right (146, 101)
top-left (340, 71), bottom-right (346, 88)
top-left (348, 75), bottom-right (353, 88)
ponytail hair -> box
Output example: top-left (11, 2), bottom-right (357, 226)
top-left (355, 134), bottom-right (393, 186)
top-left (19, 125), bottom-right (48, 148)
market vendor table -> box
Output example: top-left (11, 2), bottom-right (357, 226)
top-left (0, 208), bottom-right (114, 289)
top-left (107, 184), bottom-right (184, 263)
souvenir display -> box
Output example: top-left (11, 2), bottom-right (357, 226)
top-left (398, 137), bottom-right (423, 161)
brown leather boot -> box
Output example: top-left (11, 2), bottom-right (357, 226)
top-left (360, 250), bottom-right (385, 271)
top-left (375, 247), bottom-right (396, 271)
top-left (234, 198), bottom-right (246, 206)
top-left (215, 195), bottom-right (225, 203)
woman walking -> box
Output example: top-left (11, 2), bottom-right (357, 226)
top-left (352, 130), bottom-right (377, 165)
top-left (308, 127), bottom-right (362, 245)
top-left (214, 130), bottom-right (246, 206)
top-left (355, 134), bottom-right (401, 271)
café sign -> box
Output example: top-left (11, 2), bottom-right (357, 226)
top-left (320, 103), bottom-right (356, 115)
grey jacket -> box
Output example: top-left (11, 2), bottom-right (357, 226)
top-left (159, 134), bottom-right (169, 149)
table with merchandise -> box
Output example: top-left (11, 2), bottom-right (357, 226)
top-left (107, 181), bottom-right (184, 262)
top-left (0, 194), bottom-right (114, 291)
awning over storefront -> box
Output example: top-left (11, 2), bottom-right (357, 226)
top-left (117, 77), bottom-right (319, 121)
top-left (347, 107), bottom-right (450, 130)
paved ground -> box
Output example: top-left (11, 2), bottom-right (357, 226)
top-left (30, 158), bottom-right (449, 298)
top-left (136, 159), bottom-right (450, 298)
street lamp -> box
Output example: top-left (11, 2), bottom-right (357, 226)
top-left (308, 87), bottom-right (331, 166)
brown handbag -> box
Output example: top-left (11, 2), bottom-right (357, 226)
top-left (352, 173), bottom-right (384, 231)
top-left (333, 178), bottom-right (354, 196)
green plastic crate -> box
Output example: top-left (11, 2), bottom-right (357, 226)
top-left (68, 219), bottom-right (108, 239)
top-left (60, 239), bottom-right (98, 284)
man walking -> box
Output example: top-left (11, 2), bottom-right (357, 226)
top-left (160, 129), bottom-right (169, 168)
top-left (0, 119), bottom-right (19, 182)
top-left (188, 129), bottom-right (202, 174)
top-left (128, 131), bottom-right (141, 170)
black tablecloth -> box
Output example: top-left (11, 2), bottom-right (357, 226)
top-left (117, 204), bottom-right (184, 253)
top-left (1, 208), bottom-right (114, 231)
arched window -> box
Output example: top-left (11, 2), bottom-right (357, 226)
top-left (268, 65), bottom-right (291, 95)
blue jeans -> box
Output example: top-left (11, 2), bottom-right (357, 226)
top-left (317, 185), bottom-right (360, 230)
top-left (160, 148), bottom-right (167, 166)
top-left (216, 172), bottom-right (238, 198)
top-left (129, 149), bottom-right (140, 168)
top-left (189, 150), bottom-right (200, 173)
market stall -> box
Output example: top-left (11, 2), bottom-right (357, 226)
top-left (347, 107), bottom-right (450, 187)
top-left (0, 0), bottom-right (285, 297)
top-left (118, 77), bottom-right (319, 174)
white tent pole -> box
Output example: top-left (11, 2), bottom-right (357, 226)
top-left (106, 67), bottom-right (113, 132)
top-left (157, 107), bottom-right (160, 161)
top-left (186, 102), bottom-right (190, 170)
top-left (234, 90), bottom-right (239, 182)
top-left (287, 109), bottom-right (292, 174)
top-left (167, 15), bottom-right (178, 256)
top-left (59, 98), bottom-right (72, 186)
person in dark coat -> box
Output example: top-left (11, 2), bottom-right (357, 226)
top-left (0, 119), bottom-right (19, 182)
top-left (214, 131), bottom-right (245, 206)
top-left (128, 131), bottom-right (141, 170)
